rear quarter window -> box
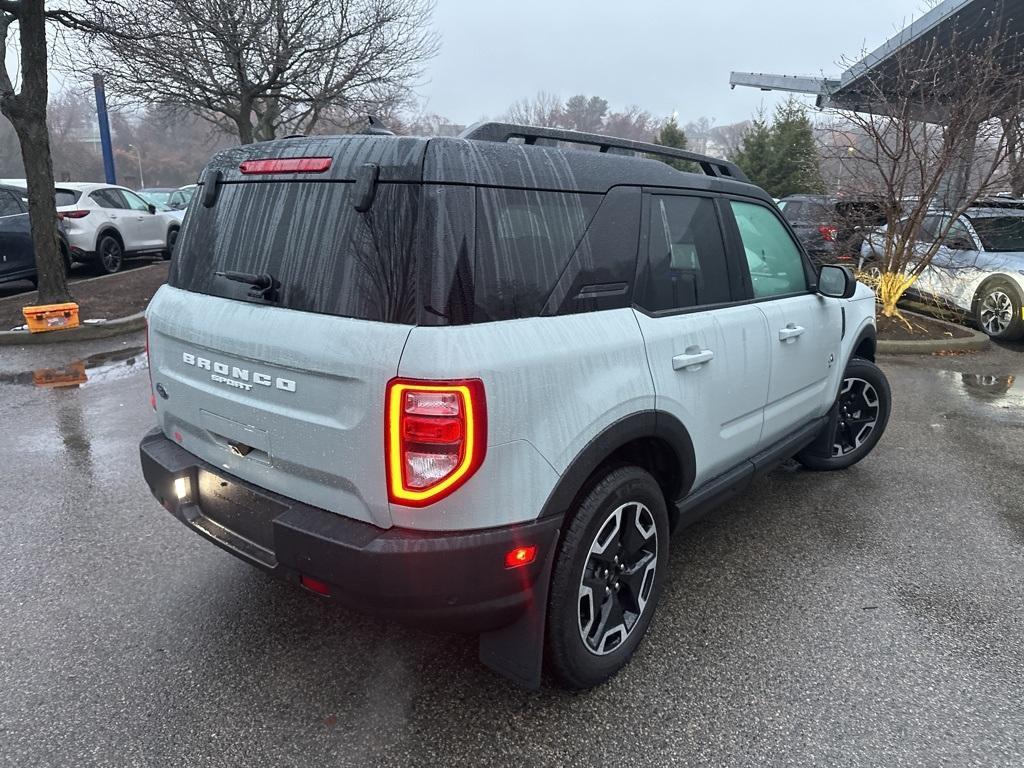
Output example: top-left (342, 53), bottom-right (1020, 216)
top-left (55, 189), bottom-right (81, 207)
top-left (473, 188), bottom-right (601, 321)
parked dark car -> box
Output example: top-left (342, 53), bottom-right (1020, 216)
top-left (779, 194), bottom-right (887, 267)
top-left (0, 183), bottom-right (71, 288)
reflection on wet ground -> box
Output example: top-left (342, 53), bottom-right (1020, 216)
top-left (0, 346), bottom-right (146, 389)
top-left (933, 369), bottom-right (1024, 422)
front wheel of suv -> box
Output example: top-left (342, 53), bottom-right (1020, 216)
top-left (975, 278), bottom-right (1024, 341)
top-left (796, 357), bottom-right (891, 471)
top-left (163, 226), bottom-right (179, 260)
top-left (96, 234), bottom-right (124, 274)
top-left (546, 466), bottom-right (669, 690)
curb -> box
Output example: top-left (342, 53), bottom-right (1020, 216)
top-left (0, 311), bottom-right (146, 346)
top-left (876, 309), bottom-right (990, 355)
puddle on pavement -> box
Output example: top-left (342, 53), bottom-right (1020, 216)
top-left (935, 370), bottom-right (1022, 408)
top-left (0, 346), bottom-right (147, 389)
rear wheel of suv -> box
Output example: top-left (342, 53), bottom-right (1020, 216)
top-left (546, 466), bottom-right (669, 689)
top-left (796, 357), bottom-right (891, 471)
top-left (96, 234), bottom-right (124, 274)
top-left (975, 278), bottom-right (1024, 341)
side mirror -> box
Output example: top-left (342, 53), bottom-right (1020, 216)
top-left (147, 203), bottom-right (157, 214)
top-left (818, 264), bottom-right (857, 299)
top-left (944, 235), bottom-right (974, 251)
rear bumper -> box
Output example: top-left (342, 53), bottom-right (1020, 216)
top-left (139, 429), bottom-right (560, 632)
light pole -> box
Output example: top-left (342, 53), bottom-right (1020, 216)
top-left (127, 144), bottom-right (145, 189)
top-left (836, 145), bottom-right (855, 195)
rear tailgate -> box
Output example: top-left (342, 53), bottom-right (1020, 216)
top-left (148, 286), bottom-right (410, 528)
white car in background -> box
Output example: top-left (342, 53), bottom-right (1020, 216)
top-left (164, 184), bottom-right (197, 222)
top-left (862, 206), bottom-right (1024, 340)
top-left (56, 183), bottom-right (181, 274)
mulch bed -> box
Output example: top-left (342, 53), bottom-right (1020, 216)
top-left (876, 311), bottom-right (974, 342)
top-left (0, 262), bottom-right (169, 331)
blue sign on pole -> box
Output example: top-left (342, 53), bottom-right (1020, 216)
top-left (92, 73), bottom-right (117, 185)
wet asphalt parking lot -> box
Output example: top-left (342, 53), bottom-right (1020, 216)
top-left (0, 331), bottom-right (1022, 767)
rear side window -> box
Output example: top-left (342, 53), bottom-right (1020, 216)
top-left (730, 200), bottom-right (808, 298)
top-left (0, 190), bottom-right (23, 216)
top-left (474, 188), bottom-right (600, 321)
top-left (55, 189), bottom-right (81, 207)
top-left (637, 195), bottom-right (731, 312)
top-left (170, 181), bottom-right (419, 323)
top-left (91, 189), bottom-right (126, 209)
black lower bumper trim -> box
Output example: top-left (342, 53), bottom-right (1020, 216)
top-left (139, 428), bottom-right (561, 633)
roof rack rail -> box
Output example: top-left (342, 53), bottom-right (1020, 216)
top-left (459, 122), bottom-right (749, 183)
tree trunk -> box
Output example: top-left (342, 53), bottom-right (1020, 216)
top-left (0, 0), bottom-right (71, 305)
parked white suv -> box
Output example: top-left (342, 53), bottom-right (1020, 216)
top-left (140, 123), bottom-right (891, 690)
top-left (56, 182), bottom-right (180, 273)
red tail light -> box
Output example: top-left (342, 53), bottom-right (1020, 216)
top-left (386, 378), bottom-right (486, 507)
top-left (58, 210), bottom-right (90, 220)
top-left (818, 224), bottom-right (838, 241)
top-left (505, 546), bottom-right (537, 569)
top-left (146, 320), bottom-right (156, 410)
top-left (239, 157), bottom-right (332, 175)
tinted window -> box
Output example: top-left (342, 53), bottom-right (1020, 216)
top-left (170, 181), bottom-right (419, 323)
top-left (0, 190), bottom-right (23, 216)
top-left (782, 200), bottom-right (830, 224)
top-left (55, 189), bottom-right (81, 207)
top-left (730, 200), bottom-right (808, 298)
top-left (120, 190), bottom-right (151, 212)
top-left (968, 215), bottom-right (1024, 251)
top-left (474, 188), bottom-right (600, 321)
top-left (91, 189), bottom-right (127, 209)
top-left (638, 195), bottom-right (730, 312)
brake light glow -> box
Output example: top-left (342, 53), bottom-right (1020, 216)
top-left (239, 157), bottom-right (332, 175)
top-left (818, 224), bottom-right (838, 242)
top-left (300, 575), bottom-right (332, 596)
top-left (386, 379), bottom-right (486, 507)
top-left (504, 546), bottom-right (537, 569)
top-left (58, 210), bottom-right (90, 219)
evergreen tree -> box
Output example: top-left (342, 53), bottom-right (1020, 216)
top-left (732, 99), bottom-right (824, 198)
top-left (767, 98), bottom-right (824, 198)
top-left (732, 112), bottom-right (773, 190)
top-left (653, 116), bottom-right (693, 171)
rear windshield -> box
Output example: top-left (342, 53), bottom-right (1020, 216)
top-left (781, 200), bottom-right (831, 224)
top-left (170, 181), bottom-right (419, 323)
top-left (968, 215), bottom-right (1024, 252)
top-left (55, 189), bottom-right (81, 206)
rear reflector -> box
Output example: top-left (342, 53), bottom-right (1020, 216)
top-left (300, 575), bottom-right (332, 596)
top-left (239, 157), bottom-right (332, 175)
top-left (386, 378), bottom-right (487, 507)
top-left (505, 546), bottom-right (537, 569)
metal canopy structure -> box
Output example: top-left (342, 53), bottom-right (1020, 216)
top-left (730, 0), bottom-right (1024, 121)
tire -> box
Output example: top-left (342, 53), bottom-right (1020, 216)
top-left (96, 234), bottom-right (124, 274)
top-left (546, 466), bottom-right (670, 690)
top-left (974, 278), bottom-right (1024, 341)
top-left (163, 227), bottom-right (179, 260)
top-left (796, 357), bottom-right (892, 471)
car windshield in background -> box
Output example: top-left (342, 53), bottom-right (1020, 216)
top-left (140, 191), bottom-right (171, 205)
top-left (55, 189), bottom-right (81, 207)
top-left (967, 215), bottom-right (1024, 252)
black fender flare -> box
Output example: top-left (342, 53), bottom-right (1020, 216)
top-left (538, 410), bottom-right (696, 521)
top-left (849, 322), bottom-right (877, 363)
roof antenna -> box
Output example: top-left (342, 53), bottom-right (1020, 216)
top-left (363, 115), bottom-right (395, 136)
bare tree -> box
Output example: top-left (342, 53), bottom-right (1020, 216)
top-left (0, 0), bottom-right (102, 304)
top-left (76, 0), bottom-right (438, 144)
top-left (820, 9), bottom-right (1024, 318)
top-left (504, 91), bottom-right (564, 128)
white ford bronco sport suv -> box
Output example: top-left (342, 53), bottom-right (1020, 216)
top-left (140, 122), bottom-right (890, 690)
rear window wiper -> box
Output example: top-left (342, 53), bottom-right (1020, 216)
top-left (215, 270), bottom-right (280, 303)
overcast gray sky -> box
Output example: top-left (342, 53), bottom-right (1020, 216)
top-left (418, 0), bottom-right (930, 127)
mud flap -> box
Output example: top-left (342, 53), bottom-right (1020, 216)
top-left (799, 400), bottom-right (841, 460)
top-left (478, 527), bottom-right (560, 689)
